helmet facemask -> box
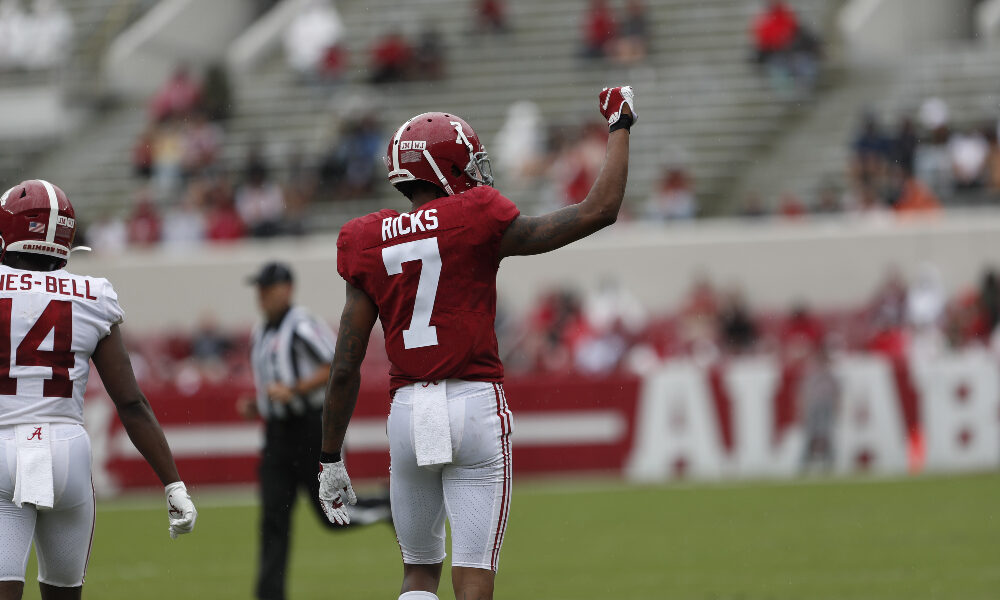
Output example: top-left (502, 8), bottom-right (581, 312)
top-left (465, 150), bottom-right (494, 187)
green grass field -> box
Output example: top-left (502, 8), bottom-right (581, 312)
top-left (20, 473), bottom-right (1000, 599)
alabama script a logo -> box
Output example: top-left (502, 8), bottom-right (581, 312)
top-left (27, 427), bottom-right (43, 441)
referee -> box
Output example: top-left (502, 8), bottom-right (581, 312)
top-left (241, 261), bottom-right (388, 600)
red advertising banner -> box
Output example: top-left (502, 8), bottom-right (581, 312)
top-left (88, 352), bottom-right (1000, 493)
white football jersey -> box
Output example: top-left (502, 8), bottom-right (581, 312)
top-left (0, 264), bottom-right (123, 426)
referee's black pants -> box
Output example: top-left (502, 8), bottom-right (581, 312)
top-left (256, 408), bottom-right (344, 600)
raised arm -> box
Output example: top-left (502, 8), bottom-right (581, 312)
top-left (499, 86), bottom-right (636, 258)
top-left (320, 280), bottom-right (379, 459)
top-left (92, 324), bottom-right (181, 486)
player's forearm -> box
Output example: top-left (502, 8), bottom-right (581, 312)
top-left (116, 399), bottom-right (182, 486)
top-left (577, 128), bottom-right (630, 229)
top-left (499, 130), bottom-right (630, 258)
top-left (321, 369), bottom-right (361, 456)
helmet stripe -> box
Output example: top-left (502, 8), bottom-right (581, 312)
top-left (421, 149), bottom-right (455, 195)
top-left (37, 179), bottom-right (59, 243)
top-left (391, 116), bottom-right (417, 173)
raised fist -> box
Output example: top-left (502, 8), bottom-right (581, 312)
top-left (599, 86), bottom-right (638, 130)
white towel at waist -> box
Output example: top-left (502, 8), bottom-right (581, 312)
top-left (12, 423), bottom-right (54, 508)
top-left (412, 381), bottom-right (453, 467)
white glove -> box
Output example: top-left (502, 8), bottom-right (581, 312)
top-left (318, 460), bottom-right (357, 526)
top-left (165, 481), bottom-right (197, 539)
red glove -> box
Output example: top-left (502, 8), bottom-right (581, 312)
top-left (599, 86), bottom-right (637, 130)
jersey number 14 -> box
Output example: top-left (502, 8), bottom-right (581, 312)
top-left (0, 298), bottom-right (75, 398)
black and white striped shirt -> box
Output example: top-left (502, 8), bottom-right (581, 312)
top-left (249, 306), bottom-right (336, 420)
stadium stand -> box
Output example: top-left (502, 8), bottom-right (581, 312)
top-left (16, 0), bottom-right (842, 234)
top-left (737, 42), bottom-right (1000, 210)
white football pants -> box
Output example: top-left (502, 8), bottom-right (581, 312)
top-left (0, 424), bottom-right (94, 587)
top-left (388, 380), bottom-right (512, 571)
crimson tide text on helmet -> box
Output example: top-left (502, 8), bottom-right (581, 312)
top-left (385, 112), bottom-right (494, 196)
top-left (0, 179), bottom-right (80, 268)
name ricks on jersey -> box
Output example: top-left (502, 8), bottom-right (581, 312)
top-left (381, 209), bottom-right (439, 242)
top-left (0, 273), bottom-right (98, 300)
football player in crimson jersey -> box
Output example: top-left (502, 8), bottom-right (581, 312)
top-left (319, 86), bottom-right (636, 600)
top-left (0, 180), bottom-right (196, 600)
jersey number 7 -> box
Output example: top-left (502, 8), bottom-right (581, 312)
top-left (0, 298), bottom-right (75, 398)
top-left (382, 237), bottom-right (441, 350)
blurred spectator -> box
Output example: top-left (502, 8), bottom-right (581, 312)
top-left (281, 150), bottom-right (318, 235)
top-left (868, 267), bottom-right (907, 332)
top-left (678, 276), bottom-right (719, 353)
top-left (948, 126), bottom-right (989, 191)
top-left (914, 122), bottom-right (952, 199)
top-left (778, 192), bottom-right (806, 219)
top-left (613, 0), bottom-right (649, 66)
top-left (413, 24), bottom-right (446, 80)
top-left (283, 0), bottom-right (344, 83)
top-left (906, 264), bottom-right (946, 358)
top-left (22, 0), bottom-right (72, 70)
top-left (149, 65), bottom-right (202, 123)
top-left (986, 126), bottom-right (1000, 193)
top-left (0, 0), bottom-right (28, 71)
top-left (474, 0), bottom-right (507, 34)
top-left (740, 193), bottom-right (768, 218)
top-left (494, 101), bottom-right (546, 185)
top-left (814, 184), bottom-right (842, 214)
top-left (751, 1), bottom-right (821, 93)
top-left (132, 126), bottom-right (155, 180)
top-left (584, 277), bottom-right (647, 337)
top-left (236, 152), bottom-right (285, 237)
top-left (782, 303), bottom-right (825, 351)
top-left (204, 178), bottom-right (246, 243)
top-left (647, 167), bottom-right (696, 221)
top-left (0, 0), bottom-right (71, 71)
top-left (718, 288), bottom-right (758, 353)
top-left (918, 97), bottom-right (950, 133)
top-left (370, 29), bottom-right (412, 84)
top-left (551, 122), bottom-right (606, 206)
top-left (151, 121), bottom-right (185, 196)
top-left (894, 175), bottom-right (940, 214)
top-left (797, 343), bottom-right (839, 473)
top-left (126, 194), bottom-right (162, 247)
top-left (181, 111), bottom-right (223, 179)
top-left (978, 269), bottom-right (1000, 335)
top-left (851, 112), bottom-right (890, 187)
top-left (190, 312), bottom-right (232, 363)
top-left (161, 190), bottom-right (207, 248)
top-left (752, 0), bottom-right (797, 63)
top-left (890, 117), bottom-right (919, 177)
top-left (319, 113), bottom-right (383, 199)
top-left (581, 0), bottom-right (616, 59)
top-left (200, 63), bottom-right (233, 122)
top-left (85, 213), bottom-right (127, 254)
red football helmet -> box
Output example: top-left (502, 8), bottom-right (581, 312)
top-left (386, 112), bottom-right (493, 196)
top-left (0, 179), bottom-right (80, 267)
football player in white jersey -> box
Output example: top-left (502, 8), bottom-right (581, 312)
top-left (0, 180), bottom-right (197, 600)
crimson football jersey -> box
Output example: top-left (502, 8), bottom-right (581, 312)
top-left (337, 186), bottom-right (520, 391)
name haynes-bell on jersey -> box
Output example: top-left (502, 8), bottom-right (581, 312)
top-left (0, 273), bottom-right (98, 300)
top-left (381, 209), bottom-right (439, 242)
